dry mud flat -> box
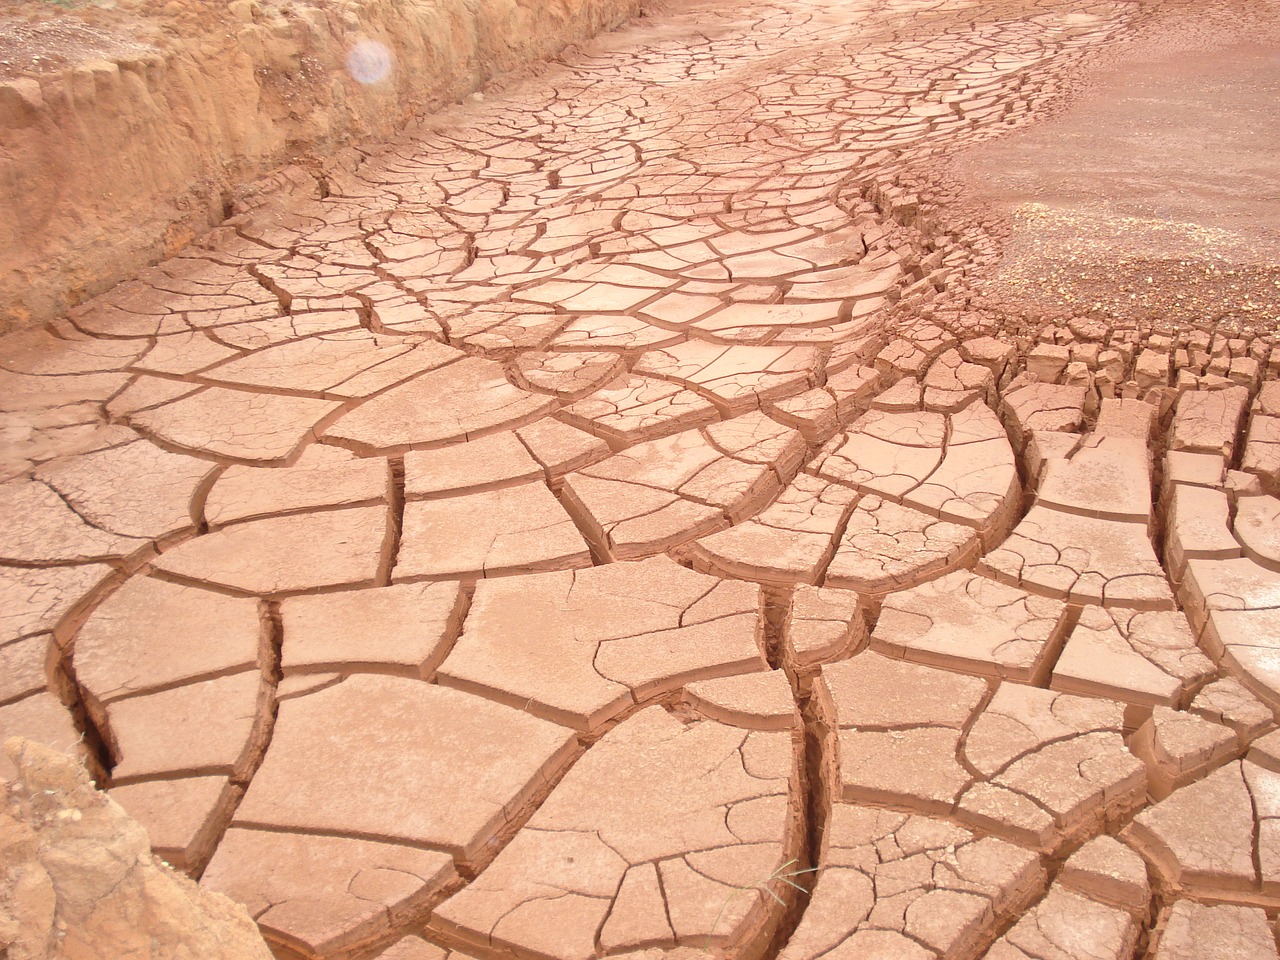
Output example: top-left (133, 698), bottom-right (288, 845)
top-left (3, 0), bottom-right (1280, 959)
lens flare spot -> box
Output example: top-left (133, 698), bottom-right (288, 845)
top-left (347, 39), bottom-right (392, 85)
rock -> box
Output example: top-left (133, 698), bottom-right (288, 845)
top-left (0, 737), bottom-right (273, 959)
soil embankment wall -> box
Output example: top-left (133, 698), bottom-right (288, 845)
top-left (0, 0), bottom-right (643, 331)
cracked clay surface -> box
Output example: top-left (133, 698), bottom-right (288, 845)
top-left (4, 0), bottom-right (1280, 958)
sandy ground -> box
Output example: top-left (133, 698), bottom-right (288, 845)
top-left (957, 7), bottom-right (1280, 334)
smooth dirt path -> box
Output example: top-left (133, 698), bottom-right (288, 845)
top-left (3, 1), bottom-right (1280, 959)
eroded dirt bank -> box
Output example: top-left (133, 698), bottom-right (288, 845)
top-left (0, 0), bottom-right (643, 332)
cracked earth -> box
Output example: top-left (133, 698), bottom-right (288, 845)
top-left (4, 0), bottom-right (1280, 958)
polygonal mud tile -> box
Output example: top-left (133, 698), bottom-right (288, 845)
top-left (0, 635), bottom-right (48, 705)
top-left (778, 806), bottom-right (1043, 960)
top-left (132, 330), bottom-right (241, 376)
top-left (129, 387), bottom-right (343, 463)
top-left (0, 563), bottom-right (112, 646)
top-left (152, 505), bottom-right (387, 594)
top-left (1124, 759), bottom-right (1280, 900)
top-left (684, 474), bottom-right (858, 584)
top-left (201, 332), bottom-right (458, 400)
top-left (75, 575), bottom-right (262, 714)
top-left (1235, 496), bottom-right (1280, 572)
top-left (561, 374), bottom-right (721, 445)
top-left (982, 885), bottom-right (1139, 960)
top-left (1164, 483), bottom-right (1241, 583)
top-left (810, 409), bottom-right (947, 499)
top-left (872, 569), bottom-right (1069, 682)
top-left (234, 677), bottom-right (577, 861)
top-left (785, 584), bottom-right (866, 669)
top-left (1242, 415), bottom-right (1280, 488)
top-left (433, 706), bottom-right (800, 960)
top-left (825, 495), bottom-right (978, 595)
top-left (1130, 707), bottom-right (1237, 799)
top-left (0, 479), bottom-right (146, 563)
top-left (513, 417), bottom-right (612, 477)
top-left (684, 670), bottom-right (799, 730)
top-left (1149, 900), bottom-right (1279, 960)
top-left (633, 341), bottom-right (820, 414)
top-left (1057, 836), bottom-right (1149, 911)
top-left (1, 328), bottom-right (146, 375)
top-left (109, 776), bottom-right (239, 873)
top-left (203, 828), bottom-right (455, 957)
top-left (1183, 559), bottom-right (1280, 710)
top-left (1050, 606), bottom-right (1214, 707)
top-left (1169, 387), bottom-right (1249, 458)
top-left (280, 581), bottom-right (465, 679)
top-left (438, 557), bottom-right (766, 732)
top-left (0, 692), bottom-right (85, 768)
top-left (403, 432), bottom-right (543, 497)
top-left (323, 357), bottom-right (555, 454)
top-left (561, 414), bottom-right (803, 560)
top-left (979, 505), bottom-right (1174, 610)
top-left (34, 438), bottom-right (212, 540)
top-left (514, 350), bottom-right (623, 400)
top-left (205, 445), bottom-right (388, 525)
top-left (395, 482), bottom-right (591, 579)
top-left (1036, 434), bottom-right (1152, 526)
top-left (1189, 677), bottom-right (1274, 743)
top-left (958, 683), bottom-right (1144, 849)
top-left (1001, 382), bottom-right (1087, 452)
top-left (106, 671), bottom-right (271, 782)
top-left (820, 652), bottom-right (1144, 850)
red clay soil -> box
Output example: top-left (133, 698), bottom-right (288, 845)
top-left (3, 1), bottom-right (1280, 959)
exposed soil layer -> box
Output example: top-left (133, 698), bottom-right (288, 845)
top-left (0, 0), bottom-right (643, 332)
